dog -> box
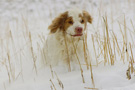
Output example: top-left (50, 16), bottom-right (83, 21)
top-left (44, 8), bottom-right (92, 70)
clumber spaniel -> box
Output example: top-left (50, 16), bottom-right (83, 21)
top-left (44, 8), bottom-right (92, 70)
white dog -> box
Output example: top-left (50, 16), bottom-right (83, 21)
top-left (44, 9), bottom-right (92, 70)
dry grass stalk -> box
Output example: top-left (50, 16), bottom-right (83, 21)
top-left (98, 61), bottom-right (103, 65)
top-left (84, 87), bottom-right (98, 90)
top-left (50, 86), bottom-right (53, 90)
top-left (130, 57), bottom-right (134, 74)
top-left (130, 19), bottom-right (135, 33)
top-left (42, 48), bottom-right (47, 65)
top-left (22, 15), bottom-right (29, 34)
top-left (83, 39), bottom-right (89, 69)
top-left (50, 79), bottom-right (57, 90)
top-left (29, 32), bottom-right (38, 75)
top-left (126, 66), bottom-right (131, 80)
top-left (5, 62), bottom-right (11, 83)
top-left (111, 32), bottom-right (116, 62)
top-left (129, 31), bottom-right (134, 48)
top-left (126, 57), bottom-right (135, 80)
top-left (105, 17), bottom-right (114, 65)
top-left (72, 38), bottom-right (85, 83)
top-left (38, 34), bottom-right (46, 45)
top-left (7, 52), bottom-right (15, 81)
top-left (19, 54), bottom-right (24, 82)
top-left (89, 61), bottom-right (95, 88)
top-left (92, 34), bottom-right (98, 66)
top-left (37, 42), bottom-right (47, 65)
top-left (86, 46), bottom-right (95, 87)
top-left (64, 33), bottom-right (71, 72)
top-left (95, 33), bottom-right (103, 58)
top-left (129, 43), bottom-right (134, 63)
top-left (124, 15), bottom-right (129, 62)
top-left (15, 71), bottom-right (22, 80)
top-left (118, 22), bottom-right (125, 64)
top-left (112, 31), bottom-right (121, 56)
top-left (121, 43), bottom-right (126, 64)
top-left (50, 65), bottom-right (54, 79)
top-left (102, 17), bottom-right (108, 65)
top-left (41, 38), bottom-right (48, 65)
top-left (54, 72), bottom-right (64, 90)
top-left (9, 30), bottom-right (17, 56)
top-left (83, 31), bottom-right (89, 69)
top-left (103, 16), bottom-right (114, 65)
top-left (103, 36), bottom-right (108, 65)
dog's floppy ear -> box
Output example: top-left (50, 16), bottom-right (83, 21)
top-left (48, 11), bottom-right (68, 33)
top-left (83, 10), bottom-right (93, 24)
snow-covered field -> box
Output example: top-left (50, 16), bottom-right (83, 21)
top-left (0, 0), bottom-right (135, 90)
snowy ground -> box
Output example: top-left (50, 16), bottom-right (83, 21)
top-left (0, 0), bottom-right (135, 90)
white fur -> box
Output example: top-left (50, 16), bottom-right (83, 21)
top-left (44, 9), bottom-right (87, 68)
top-left (66, 9), bottom-right (85, 36)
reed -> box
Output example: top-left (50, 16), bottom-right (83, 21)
top-left (118, 21), bottom-right (125, 64)
top-left (54, 72), bottom-right (64, 90)
top-left (5, 61), bottom-right (11, 83)
top-left (72, 38), bottom-right (85, 83)
top-left (103, 16), bottom-right (115, 65)
top-left (124, 15), bottom-right (129, 62)
top-left (130, 19), bottom-right (135, 33)
top-left (83, 31), bottom-right (89, 69)
top-left (64, 33), bottom-right (71, 72)
top-left (130, 57), bottom-right (134, 74)
top-left (84, 87), bottom-right (98, 90)
top-left (129, 43), bottom-right (134, 63)
top-left (50, 65), bottom-right (54, 79)
top-left (7, 52), bottom-right (15, 81)
top-left (92, 34), bottom-right (98, 66)
top-left (111, 32), bottom-right (116, 62)
top-left (95, 33), bottom-right (103, 58)
top-left (29, 32), bottom-right (38, 75)
top-left (112, 31), bottom-right (121, 56)
top-left (50, 79), bottom-right (57, 90)
top-left (89, 61), bottom-right (95, 88)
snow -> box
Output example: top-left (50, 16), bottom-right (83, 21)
top-left (0, 0), bottom-right (135, 90)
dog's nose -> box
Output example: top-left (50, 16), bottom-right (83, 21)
top-left (75, 27), bottom-right (82, 33)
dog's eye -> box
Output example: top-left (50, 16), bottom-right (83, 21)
top-left (68, 21), bottom-right (73, 24)
top-left (81, 19), bottom-right (84, 23)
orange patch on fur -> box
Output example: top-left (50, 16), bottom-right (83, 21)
top-left (83, 10), bottom-right (93, 24)
top-left (63, 17), bottom-right (73, 31)
top-left (79, 14), bottom-right (87, 30)
top-left (79, 14), bottom-right (85, 24)
top-left (48, 11), bottom-right (68, 33)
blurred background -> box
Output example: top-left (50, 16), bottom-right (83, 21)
top-left (0, 0), bottom-right (134, 22)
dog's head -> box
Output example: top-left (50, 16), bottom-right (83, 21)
top-left (48, 9), bottom-right (92, 37)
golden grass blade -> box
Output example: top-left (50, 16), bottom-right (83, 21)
top-left (64, 33), bottom-right (71, 72)
top-left (130, 19), bottom-right (135, 33)
top-left (84, 87), bottom-right (98, 90)
top-left (50, 79), bottom-right (57, 90)
top-left (72, 38), bottom-right (85, 83)
top-left (83, 38), bottom-right (89, 70)
top-left (29, 32), bottom-right (38, 75)
top-left (89, 61), bottom-right (95, 88)
top-left (50, 65), bottom-right (54, 79)
top-left (129, 43), bottom-right (134, 63)
top-left (92, 34), bottom-right (98, 66)
top-left (54, 72), bottom-right (64, 90)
